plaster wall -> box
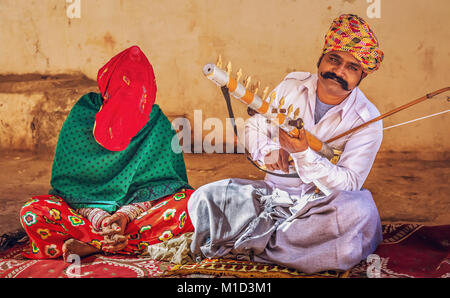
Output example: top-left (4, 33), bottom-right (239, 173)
top-left (0, 0), bottom-right (448, 155)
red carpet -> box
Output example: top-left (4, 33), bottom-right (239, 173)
top-left (1, 224), bottom-right (448, 278)
top-left (348, 224), bottom-right (450, 278)
top-left (0, 246), bottom-right (168, 278)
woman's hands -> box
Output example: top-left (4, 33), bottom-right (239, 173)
top-left (99, 212), bottom-right (129, 252)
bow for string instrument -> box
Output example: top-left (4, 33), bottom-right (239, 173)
top-left (202, 60), bottom-right (450, 178)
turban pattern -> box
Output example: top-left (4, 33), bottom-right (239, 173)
top-left (322, 14), bottom-right (384, 73)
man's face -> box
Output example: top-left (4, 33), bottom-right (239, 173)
top-left (317, 51), bottom-right (367, 98)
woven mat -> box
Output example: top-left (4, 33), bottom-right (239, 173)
top-left (0, 243), bottom-right (168, 278)
top-left (163, 258), bottom-right (349, 278)
top-left (163, 224), bottom-right (450, 278)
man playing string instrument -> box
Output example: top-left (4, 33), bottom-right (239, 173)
top-left (188, 14), bottom-right (385, 273)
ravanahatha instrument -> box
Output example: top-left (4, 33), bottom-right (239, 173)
top-left (203, 59), bottom-right (449, 176)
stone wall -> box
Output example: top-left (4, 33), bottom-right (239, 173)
top-left (0, 0), bottom-right (448, 156)
top-left (0, 74), bottom-right (96, 153)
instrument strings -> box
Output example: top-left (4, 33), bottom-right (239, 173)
top-left (383, 109), bottom-right (450, 131)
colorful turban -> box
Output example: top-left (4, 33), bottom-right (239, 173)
top-left (94, 45), bottom-right (157, 151)
top-left (322, 14), bottom-right (384, 73)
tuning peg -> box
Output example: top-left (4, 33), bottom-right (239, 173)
top-left (253, 81), bottom-right (261, 95)
top-left (226, 61), bottom-right (232, 75)
top-left (244, 76), bottom-right (252, 89)
top-left (236, 68), bottom-right (243, 82)
top-left (268, 90), bottom-right (276, 106)
top-left (287, 104), bottom-right (293, 116)
top-left (279, 97), bottom-right (285, 109)
top-left (262, 86), bottom-right (270, 100)
top-left (216, 55), bottom-right (223, 68)
top-left (294, 107), bottom-right (300, 119)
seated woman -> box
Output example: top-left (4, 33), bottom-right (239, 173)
top-left (19, 46), bottom-right (194, 260)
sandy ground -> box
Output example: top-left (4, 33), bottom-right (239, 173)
top-left (0, 151), bottom-right (449, 234)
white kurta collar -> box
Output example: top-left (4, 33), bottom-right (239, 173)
top-left (299, 74), bottom-right (360, 124)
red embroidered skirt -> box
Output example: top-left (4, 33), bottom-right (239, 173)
top-left (19, 189), bottom-right (194, 259)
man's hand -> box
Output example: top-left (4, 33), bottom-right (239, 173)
top-left (264, 149), bottom-right (290, 173)
top-left (99, 212), bottom-right (129, 252)
top-left (278, 128), bottom-right (309, 154)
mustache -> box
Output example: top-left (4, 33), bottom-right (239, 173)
top-left (320, 72), bottom-right (350, 91)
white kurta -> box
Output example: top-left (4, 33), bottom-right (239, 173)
top-left (244, 72), bottom-right (383, 196)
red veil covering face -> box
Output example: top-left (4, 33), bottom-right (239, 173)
top-left (94, 45), bottom-right (157, 151)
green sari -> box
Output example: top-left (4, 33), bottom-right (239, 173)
top-left (49, 92), bottom-right (191, 213)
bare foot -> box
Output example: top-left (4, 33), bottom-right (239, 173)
top-left (62, 238), bottom-right (100, 262)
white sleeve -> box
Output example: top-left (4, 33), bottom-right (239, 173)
top-left (291, 121), bottom-right (383, 195)
top-left (244, 79), bottom-right (289, 164)
top-left (244, 113), bottom-right (281, 164)
top-left (243, 72), bottom-right (311, 167)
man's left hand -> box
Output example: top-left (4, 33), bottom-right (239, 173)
top-left (278, 128), bottom-right (309, 154)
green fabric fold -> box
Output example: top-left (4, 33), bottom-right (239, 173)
top-left (49, 92), bottom-right (191, 213)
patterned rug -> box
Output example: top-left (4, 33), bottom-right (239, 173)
top-left (1, 224), bottom-right (448, 278)
top-left (348, 224), bottom-right (450, 278)
top-left (0, 244), bottom-right (168, 278)
top-left (163, 258), bottom-right (349, 278)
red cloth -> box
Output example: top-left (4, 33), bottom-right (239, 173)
top-left (19, 189), bottom-right (194, 259)
top-left (94, 45), bottom-right (157, 151)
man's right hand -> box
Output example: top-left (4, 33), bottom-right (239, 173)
top-left (264, 149), bottom-right (291, 173)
